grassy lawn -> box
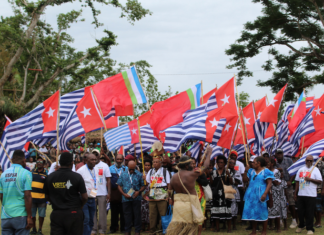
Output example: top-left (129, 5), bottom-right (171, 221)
top-left (2, 206), bottom-right (324, 235)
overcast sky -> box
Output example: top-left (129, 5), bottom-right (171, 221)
top-left (2, 0), bottom-right (324, 103)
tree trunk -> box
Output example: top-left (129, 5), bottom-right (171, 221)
top-left (0, 2), bottom-right (50, 95)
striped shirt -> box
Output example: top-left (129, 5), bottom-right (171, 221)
top-left (31, 168), bottom-right (47, 203)
top-left (0, 164), bottom-right (32, 219)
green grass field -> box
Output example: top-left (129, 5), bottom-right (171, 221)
top-left (21, 207), bottom-right (324, 235)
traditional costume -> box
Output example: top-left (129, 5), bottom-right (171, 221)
top-left (166, 168), bottom-right (205, 235)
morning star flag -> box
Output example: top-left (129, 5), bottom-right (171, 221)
top-left (104, 120), bottom-right (139, 151)
top-left (252, 119), bottom-right (270, 156)
top-left (260, 84), bottom-right (287, 124)
top-left (150, 83), bottom-right (201, 137)
top-left (76, 88), bottom-right (105, 133)
top-left (122, 125), bottom-right (159, 155)
top-left (288, 138), bottom-right (324, 176)
top-left (288, 91), bottom-right (306, 134)
top-left (215, 77), bottom-right (238, 118)
top-left (92, 66), bottom-right (147, 117)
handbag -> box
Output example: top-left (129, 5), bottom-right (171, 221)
top-left (161, 205), bottom-right (173, 234)
top-left (221, 178), bottom-right (236, 199)
top-left (110, 173), bottom-right (119, 189)
top-left (202, 185), bottom-right (213, 201)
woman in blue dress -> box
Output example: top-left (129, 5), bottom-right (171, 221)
top-left (242, 156), bottom-right (274, 235)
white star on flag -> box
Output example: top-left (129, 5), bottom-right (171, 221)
top-left (269, 99), bottom-right (277, 107)
top-left (46, 107), bottom-right (55, 118)
top-left (209, 118), bottom-right (219, 128)
top-left (221, 94), bottom-right (230, 106)
top-left (244, 116), bottom-right (250, 125)
top-left (81, 107), bottom-right (91, 118)
top-left (314, 106), bottom-right (322, 116)
top-left (224, 123), bottom-right (231, 132)
top-left (257, 112), bottom-right (262, 119)
top-left (131, 128), bottom-right (137, 135)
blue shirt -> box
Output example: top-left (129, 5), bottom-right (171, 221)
top-left (0, 164), bottom-right (32, 219)
top-left (117, 170), bottom-right (144, 202)
top-left (29, 148), bottom-right (36, 157)
top-left (109, 165), bottom-right (128, 175)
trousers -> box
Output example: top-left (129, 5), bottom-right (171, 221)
top-left (123, 200), bottom-right (142, 233)
top-left (149, 200), bottom-right (167, 233)
top-left (110, 201), bottom-right (125, 231)
top-left (297, 196), bottom-right (316, 232)
top-left (92, 196), bottom-right (108, 234)
top-left (83, 198), bottom-right (96, 235)
top-left (2, 216), bottom-right (29, 235)
top-left (50, 209), bottom-right (84, 235)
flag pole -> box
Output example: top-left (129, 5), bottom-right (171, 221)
top-left (234, 74), bottom-right (249, 164)
top-left (300, 157), bottom-right (322, 187)
top-left (240, 108), bottom-right (251, 163)
top-left (201, 80), bottom-right (203, 104)
top-left (90, 87), bottom-right (107, 131)
top-left (137, 119), bottom-right (146, 185)
top-left (199, 143), bottom-right (210, 166)
top-left (301, 88), bottom-right (306, 155)
top-left (56, 88), bottom-right (61, 163)
top-left (0, 140), bottom-right (12, 164)
top-left (30, 142), bottom-right (52, 164)
top-left (100, 127), bottom-right (103, 152)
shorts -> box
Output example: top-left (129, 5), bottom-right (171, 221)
top-left (316, 193), bottom-right (323, 212)
top-left (32, 203), bottom-right (47, 217)
top-left (286, 185), bottom-right (295, 206)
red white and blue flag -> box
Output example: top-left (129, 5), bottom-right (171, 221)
top-left (104, 119), bottom-right (139, 151)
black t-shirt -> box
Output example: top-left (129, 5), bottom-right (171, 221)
top-left (44, 168), bottom-right (86, 210)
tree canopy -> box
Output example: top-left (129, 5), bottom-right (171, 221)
top-left (226, 0), bottom-right (324, 102)
top-left (0, 0), bottom-right (154, 129)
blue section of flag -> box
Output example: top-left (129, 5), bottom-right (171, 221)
top-left (288, 138), bottom-right (324, 176)
top-left (104, 124), bottom-right (132, 151)
top-left (131, 67), bottom-right (147, 104)
top-left (195, 84), bottom-right (201, 107)
top-left (253, 119), bottom-right (269, 156)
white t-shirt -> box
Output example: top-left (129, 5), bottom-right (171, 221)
top-left (48, 162), bottom-right (76, 175)
top-left (234, 161), bottom-right (245, 187)
top-left (146, 167), bottom-right (170, 188)
top-left (95, 161), bottom-right (111, 196)
top-left (77, 164), bottom-right (97, 198)
top-left (295, 166), bottom-right (323, 197)
top-left (26, 162), bottom-right (36, 171)
top-left (39, 147), bottom-right (48, 153)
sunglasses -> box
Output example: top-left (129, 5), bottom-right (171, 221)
top-left (306, 160), bottom-right (313, 163)
top-left (253, 175), bottom-right (257, 180)
top-left (36, 161), bottom-right (43, 163)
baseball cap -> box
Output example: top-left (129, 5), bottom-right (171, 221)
top-left (249, 155), bottom-right (257, 162)
top-left (125, 155), bottom-right (135, 161)
top-left (92, 149), bottom-right (100, 154)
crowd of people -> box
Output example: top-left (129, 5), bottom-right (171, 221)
top-left (0, 140), bottom-right (323, 235)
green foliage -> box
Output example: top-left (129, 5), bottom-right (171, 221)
top-left (238, 91), bottom-right (250, 108)
top-left (226, 0), bottom-right (324, 102)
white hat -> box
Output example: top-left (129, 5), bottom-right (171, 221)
top-left (249, 155), bottom-right (257, 162)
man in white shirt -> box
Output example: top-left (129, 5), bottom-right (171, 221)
top-left (145, 141), bottom-right (171, 235)
top-left (77, 154), bottom-right (98, 235)
top-left (39, 145), bottom-right (48, 154)
top-left (91, 150), bottom-right (111, 235)
top-left (294, 155), bottom-right (323, 235)
top-left (48, 153), bottom-right (76, 174)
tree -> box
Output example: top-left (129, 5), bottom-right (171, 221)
top-left (226, 0), bottom-right (324, 102)
top-left (238, 91), bottom-right (250, 108)
top-left (0, 0), bottom-right (151, 131)
top-left (117, 61), bottom-right (175, 122)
